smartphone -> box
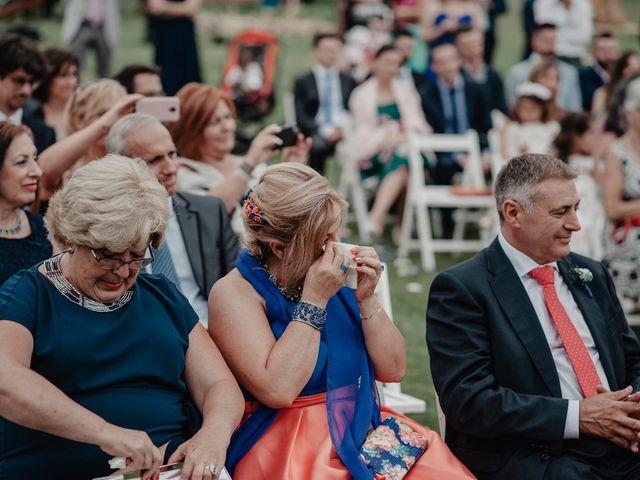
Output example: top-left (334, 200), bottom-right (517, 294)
top-left (272, 126), bottom-right (298, 150)
top-left (134, 96), bottom-right (180, 122)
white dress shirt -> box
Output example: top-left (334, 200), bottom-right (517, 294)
top-left (312, 64), bottom-right (347, 138)
top-left (0, 108), bottom-right (23, 124)
top-left (534, 0), bottom-right (593, 59)
top-left (498, 233), bottom-right (609, 439)
top-left (148, 198), bottom-right (209, 325)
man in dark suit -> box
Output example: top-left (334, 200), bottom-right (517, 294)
top-left (427, 153), bottom-right (640, 479)
top-left (293, 33), bottom-right (356, 174)
top-left (580, 32), bottom-right (620, 112)
top-left (107, 113), bottom-right (239, 325)
top-left (0, 34), bottom-right (55, 153)
top-left (455, 27), bottom-right (507, 115)
top-left (419, 43), bottom-right (490, 186)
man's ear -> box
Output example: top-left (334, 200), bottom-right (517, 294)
top-left (269, 241), bottom-right (285, 260)
top-left (501, 199), bottom-right (523, 228)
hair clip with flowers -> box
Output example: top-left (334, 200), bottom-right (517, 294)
top-left (243, 189), bottom-right (266, 225)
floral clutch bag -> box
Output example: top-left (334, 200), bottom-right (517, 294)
top-left (359, 416), bottom-right (429, 480)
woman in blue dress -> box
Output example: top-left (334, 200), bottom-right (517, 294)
top-left (0, 122), bottom-right (51, 286)
top-left (421, 0), bottom-right (486, 80)
top-left (209, 163), bottom-right (473, 479)
top-left (0, 155), bottom-right (243, 479)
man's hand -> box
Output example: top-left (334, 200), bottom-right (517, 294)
top-left (579, 386), bottom-right (640, 452)
top-left (326, 128), bottom-right (344, 145)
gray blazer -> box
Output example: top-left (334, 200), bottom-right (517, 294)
top-left (174, 192), bottom-right (239, 298)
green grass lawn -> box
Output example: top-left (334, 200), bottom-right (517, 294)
top-left (2, 0), bottom-right (638, 431)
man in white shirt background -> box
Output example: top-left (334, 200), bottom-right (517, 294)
top-left (293, 33), bottom-right (356, 174)
top-left (427, 153), bottom-right (640, 479)
top-left (0, 34), bottom-right (55, 153)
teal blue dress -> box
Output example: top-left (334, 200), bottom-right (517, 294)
top-left (0, 265), bottom-right (200, 479)
top-left (360, 103), bottom-right (430, 182)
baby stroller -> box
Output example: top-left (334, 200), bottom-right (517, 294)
top-left (221, 30), bottom-right (279, 123)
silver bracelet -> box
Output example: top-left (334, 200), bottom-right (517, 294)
top-left (360, 303), bottom-right (382, 320)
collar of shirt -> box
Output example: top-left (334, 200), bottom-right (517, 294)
top-left (436, 75), bottom-right (464, 94)
top-left (0, 108), bottom-right (23, 124)
top-left (312, 64), bottom-right (339, 77)
top-left (592, 62), bottom-right (610, 83)
top-left (498, 231), bottom-right (559, 279)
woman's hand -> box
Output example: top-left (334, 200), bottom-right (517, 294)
top-left (244, 124), bottom-right (282, 167)
top-left (146, 0), bottom-right (165, 15)
top-left (168, 429), bottom-right (228, 480)
top-left (352, 246), bottom-right (383, 304)
top-left (97, 424), bottom-right (162, 480)
top-left (301, 242), bottom-right (350, 308)
top-left (96, 93), bottom-right (143, 134)
top-left (282, 133), bottom-right (311, 164)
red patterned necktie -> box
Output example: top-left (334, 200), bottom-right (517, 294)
top-left (529, 266), bottom-right (601, 398)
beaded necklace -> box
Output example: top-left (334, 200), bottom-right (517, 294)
top-left (260, 259), bottom-right (302, 302)
top-left (0, 211), bottom-right (22, 235)
top-left (43, 253), bottom-right (133, 312)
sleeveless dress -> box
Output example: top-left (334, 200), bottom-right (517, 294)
top-left (226, 252), bottom-right (475, 479)
top-left (0, 210), bottom-right (52, 287)
top-left (0, 266), bottom-right (200, 479)
top-left (602, 141), bottom-right (640, 307)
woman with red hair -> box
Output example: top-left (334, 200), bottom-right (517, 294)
top-left (168, 82), bottom-right (308, 215)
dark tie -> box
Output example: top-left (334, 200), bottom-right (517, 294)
top-left (448, 87), bottom-right (459, 134)
top-left (529, 266), bottom-right (601, 397)
top-left (152, 242), bottom-right (181, 291)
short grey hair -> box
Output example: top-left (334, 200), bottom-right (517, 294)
top-left (494, 153), bottom-right (576, 221)
top-left (45, 154), bottom-right (170, 252)
top-left (106, 113), bottom-right (161, 156)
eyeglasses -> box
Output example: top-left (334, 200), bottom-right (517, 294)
top-left (90, 247), bottom-right (154, 270)
top-left (7, 74), bottom-right (39, 88)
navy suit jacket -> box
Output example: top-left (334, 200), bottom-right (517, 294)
top-left (419, 78), bottom-right (491, 150)
top-left (22, 110), bottom-right (55, 154)
top-left (579, 66), bottom-right (606, 112)
top-left (427, 239), bottom-right (640, 479)
top-left (293, 70), bottom-right (356, 137)
top-left (173, 192), bottom-right (239, 298)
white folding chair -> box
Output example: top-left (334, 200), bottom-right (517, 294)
top-left (398, 131), bottom-right (495, 271)
top-left (283, 91), bottom-right (296, 126)
top-left (335, 116), bottom-right (371, 243)
top-left (374, 262), bottom-right (427, 414)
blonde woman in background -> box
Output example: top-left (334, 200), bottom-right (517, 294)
top-left (37, 79), bottom-right (141, 201)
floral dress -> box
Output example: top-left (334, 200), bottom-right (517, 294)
top-left (602, 141), bottom-right (640, 307)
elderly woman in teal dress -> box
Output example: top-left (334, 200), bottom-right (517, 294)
top-left (209, 163), bottom-right (473, 479)
top-left (346, 45), bottom-right (431, 240)
top-left (0, 155), bottom-right (243, 480)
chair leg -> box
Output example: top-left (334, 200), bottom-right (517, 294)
top-left (351, 182), bottom-right (371, 244)
top-left (416, 205), bottom-right (436, 271)
top-left (398, 195), bottom-right (414, 258)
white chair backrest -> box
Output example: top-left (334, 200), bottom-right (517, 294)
top-left (408, 131), bottom-right (484, 191)
top-left (283, 92), bottom-right (296, 126)
top-left (487, 128), bottom-right (506, 186)
top-left (490, 109), bottom-right (507, 131)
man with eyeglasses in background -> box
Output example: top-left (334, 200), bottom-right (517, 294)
top-left (0, 34), bottom-right (56, 154)
top-left (106, 113), bottom-right (240, 326)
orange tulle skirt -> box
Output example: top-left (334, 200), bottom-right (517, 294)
top-left (233, 393), bottom-right (475, 479)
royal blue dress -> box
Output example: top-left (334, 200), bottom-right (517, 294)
top-left (0, 265), bottom-right (200, 479)
top-left (0, 211), bottom-right (52, 287)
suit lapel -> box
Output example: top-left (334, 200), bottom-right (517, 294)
top-left (487, 240), bottom-right (563, 396)
top-left (173, 194), bottom-right (206, 295)
top-left (558, 258), bottom-right (617, 388)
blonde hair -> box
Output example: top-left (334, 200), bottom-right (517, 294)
top-left (63, 79), bottom-right (126, 135)
top-left (244, 163), bottom-right (348, 287)
top-left (46, 154), bottom-right (170, 252)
